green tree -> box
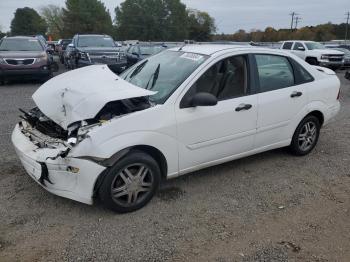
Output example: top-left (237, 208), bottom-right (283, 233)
top-left (114, 0), bottom-right (189, 41)
top-left (10, 7), bottom-right (47, 35)
top-left (114, 0), bottom-right (215, 41)
top-left (41, 5), bottom-right (64, 39)
top-left (62, 0), bottom-right (113, 37)
top-left (187, 9), bottom-right (216, 41)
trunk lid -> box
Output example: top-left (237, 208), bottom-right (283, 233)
top-left (32, 65), bottom-right (155, 129)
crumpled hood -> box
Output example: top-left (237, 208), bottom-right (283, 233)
top-left (32, 65), bottom-right (155, 130)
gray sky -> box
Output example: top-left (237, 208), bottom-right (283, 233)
top-left (0, 0), bottom-right (349, 33)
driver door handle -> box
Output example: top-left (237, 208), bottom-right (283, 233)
top-left (291, 91), bottom-right (303, 98)
top-left (235, 104), bottom-right (252, 112)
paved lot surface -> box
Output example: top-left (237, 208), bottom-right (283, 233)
top-left (0, 63), bottom-right (349, 262)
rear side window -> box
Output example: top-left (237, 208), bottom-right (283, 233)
top-left (282, 42), bottom-right (293, 50)
top-left (289, 58), bottom-right (314, 84)
top-left (255, 55), bottom-right (294, 92)
top-left (293, 42), bottom-right (305, 50)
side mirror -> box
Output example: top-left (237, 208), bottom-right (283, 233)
top-left (68, 43), bottom-right (74, 48)
top-left (46, 46), bottom-right (54, 54)
top-left (298, 46), bottom-right (305, 51)
top-left (190, 92), bottom-right (218, 107)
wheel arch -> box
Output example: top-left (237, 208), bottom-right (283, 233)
top-left (306, 110), bottom-right (324, 126)
top-left (92, 145), bottom-right (168, 196)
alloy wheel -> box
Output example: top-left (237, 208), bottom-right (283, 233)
top-left (111, 164), bottom-right (154, 207)
top-left (298, 121), bottom-right (317, 151)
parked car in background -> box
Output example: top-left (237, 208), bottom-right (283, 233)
top-left (0, 36), bottom-right (58, 84)
top-left (65, 34), bottom-right (127, 74)
top-left (12, 45), bottom-right (340, 212)
top-left (327, 47), bottom-right (350, 68)
top-left (281, 41), bottom-right (344, 70)
top-left (126, 43), bottom-right (165, 67)
top-left (56, 39), bottom-right (72, 64)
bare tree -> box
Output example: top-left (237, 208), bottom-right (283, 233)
top-left (40, 5), bottom-right (64, 39)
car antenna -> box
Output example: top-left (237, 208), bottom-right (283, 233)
top-left (178, 43), bottom-right (186, 51)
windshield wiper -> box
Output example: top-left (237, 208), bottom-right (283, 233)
top-left (128, 60), bottom-right (148, 80)
top-left (145, 64), bottom-right (160, 90)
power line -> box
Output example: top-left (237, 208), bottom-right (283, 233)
top-left (295, 16), bottom-right (302, 30)
top-left (290, 12), bottom-right (299, 30)
top-left (345, 11), bottom-right (350, 44)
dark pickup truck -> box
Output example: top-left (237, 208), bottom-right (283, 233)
top-left (66, 34), bottom-right (127, 74)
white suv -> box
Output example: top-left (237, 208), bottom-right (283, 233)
top-left (12, 45), bottom-right (341, 212)
top-left (280, 41), bottom-right (344, 69)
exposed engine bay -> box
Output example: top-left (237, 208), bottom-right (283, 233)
top-left (19, 96), bottom-right (152, 149)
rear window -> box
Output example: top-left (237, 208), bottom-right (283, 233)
top-left (282, 42), bottom-right (293, 50)
top-left (0, 38), bottom-right (43, 51)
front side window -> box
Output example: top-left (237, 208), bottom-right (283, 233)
top-left (120, 50), bottom-right (208, 104)
top-left (255, 54), bottom-right (294, 92)
top-left (187, 55), bottom-right (248, 101)
top-left (0, 38), bottom-right (43, 51)
top-left (77, 36), bottom-right (115, 47)
top-left (282, 42), bottom-right (293, 50)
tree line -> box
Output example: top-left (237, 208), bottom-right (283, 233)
top-left (2, 0), bottom-right (216, 41)
top-left (214, 23), bottom-right (349, 42)
top-left (1, 0), bottom-right (348, 43)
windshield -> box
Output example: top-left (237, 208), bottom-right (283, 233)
top-left (77, 36), bottom-right (115, 47)
top-left (0, 38), bottom-right (43, 51)
top-left (139, 46), bottom-right (164, 55)
top-left (120, 50), bottom-right (208, 104)
top-left (305, 42), bottom-right (325, 50)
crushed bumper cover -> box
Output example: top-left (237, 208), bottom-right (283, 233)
top-left (11, 124), bottom-right (106, 205)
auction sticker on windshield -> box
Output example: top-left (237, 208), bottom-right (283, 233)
top-left (180, 53), bottom-right (204, 62)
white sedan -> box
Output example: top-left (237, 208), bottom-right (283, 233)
top-left (12, 45), bottom-right (340, 213)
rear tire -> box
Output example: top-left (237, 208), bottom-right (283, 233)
top-left (290, 115), bottom-right (320, 156)
top-left (99, 151), bottom-right (161, 213)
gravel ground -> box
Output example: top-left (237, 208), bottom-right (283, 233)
top-left (0, 63), bottom-right (349, 262)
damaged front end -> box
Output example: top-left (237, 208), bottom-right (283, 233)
top-left (13, 97), bottom-right (152, 204)
top-left (18, 95), bottom-right (152, 159)
top-left (12, 64), bottom-right (157, 204)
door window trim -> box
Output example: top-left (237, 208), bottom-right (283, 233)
top-left (179, 53), bottom-right (257, 109)
top-left (251, 53), bottom-right (297, 94)
top-left (251, 53), bottom-right (315, 94)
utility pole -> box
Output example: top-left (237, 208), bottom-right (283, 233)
top-left (295, 16), bottom-right (302, 30)
top-left (290, 12), bottom-right (298, 30)
top-left (345, 11), bottom-right (350, 44)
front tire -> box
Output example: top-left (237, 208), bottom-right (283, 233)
top-left (290, 115), bottom-right (320, 156)
top-left (99, 151), bottom-right (161, 213)
top-left (306, 58), bottom-right (318, 66)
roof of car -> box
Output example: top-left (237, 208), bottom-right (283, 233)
top-left (169, 44), bottom-right (253, 55)
top-left (282, 40), bottom-right (316, 43)
top-left (4, 36), bottom-right (38, 39)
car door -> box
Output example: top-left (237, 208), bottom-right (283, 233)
top-left (291, 42), bottom-right (307, 60)
top-left (253, 54), bottom-right (310, 149)
top-left (175, 54), bottom-right (258, 173)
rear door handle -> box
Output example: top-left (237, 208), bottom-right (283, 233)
top-left (291, 91), bottom-right (303, 98)
top-left (235, 104), bottom-right (252, 112)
